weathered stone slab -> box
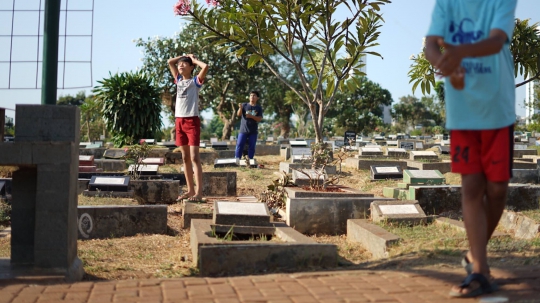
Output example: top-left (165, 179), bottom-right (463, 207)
top-left (409, 151), bottom-right (438, 161)
top-left (130, 179), bottom-right (180, 204)
top-left (499, 210), bottom-right (540, 239)
top-left (345, 158), bottom-right (408, 170)
top-left (289, 140), bottom-right (308, 148)
top-left (370, 166), bottom-right (403, 180)
top-left (386, 148), bottom-right (408, 158)
top-left (213, 201), bottom-right (271, 226)
top-left (88, 176), bottom-right (130, 192)
top-left (511, 169), bottom-right (539, 184)
top-left (371, 200), bottom-right (427, 225)
top-left (203, 171), bottom-right (237, 196)
top-left (103, 148), bottom-right (126, 159)
top-left (213, 158), bottom-right (239, 168)
top-left (285, 186), bottom-right (373, 198)
top-left (77, 205), bottom-right (167, 239)
top-left (183, 201), bottom-right (213, 229)
top-left (211, 142), bottom-right (229, 150)
top-left (191, 219), bottom-right (337, 276)
top-left (347, 219), bottom-right (400, 259)
top-left (403, 169), bottom-right (445, 185)
top-left (359, 147), bottom-right (383, 156)
top-left (286, 196), bottom-right (396, 234)
top-left (290, 147), bottom-right (312, 163)
top-left (82, 189), bottom-right (134, 198)
top-left (292, 169), bottom-right (326, 187)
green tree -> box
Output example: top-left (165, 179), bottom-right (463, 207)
top-left (409, 18), bottom-right (540, 95)
top-left (187, 0), bottom-right (391, 142)
top-left (57, 91), bottom-right (86, 106)
top-left (93, 71), bottom-right (163, 147)
top-left (326, 77), bottom-right (392, 134)
top-left (79, 95), bottom-right (106, 142)
top-left (136, 22), bottom-right (281, 141)
top-left (391, 95), bottom-right (430, 130)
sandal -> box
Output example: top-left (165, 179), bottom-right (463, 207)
top-left (176, 193), bottom-right (192, 202)
top-left (187, 196), bottom-right (207, 203)
top-left (449, 273), bottom-right (498, 298)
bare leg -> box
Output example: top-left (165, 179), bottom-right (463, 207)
top-left (190, 145), bottom-right (203, 198)
top-left (180, 145), bottom-right (195, 197)
top-left (452, 173), bottom-right (489, 295)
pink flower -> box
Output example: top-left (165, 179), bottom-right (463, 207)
top-left (173, 0), bottom-right (190, 16)
top-left (124, 147), bottom-right (129, 152)
top-left (205, 0), bottom-right (219, 6)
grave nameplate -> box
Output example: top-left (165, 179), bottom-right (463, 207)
top-left (415, 142), bottom-right (424, 150)
top-left (290, 140), bottom-right (308, 148)
top-left (371, 201), bottom-right (427, 224)
top-left (212, 142), bottom-right (228, 150)
top-left (214, 158), bottom-right (239, 168)
top-left (89, 176), bottom-right (130, 192)
top-left (128, 164), bottom-right (159, 176)
top-left (141, 157), bottom-right (165, 165)
top-left (141, 139), bottom-right (155, 144)
top-left (103, 149), bottom-right (127, 159)
top-left (290, 147), bottom-right (312, 162)
top-left (370, 165), bottom-right (403, 180)
top-left (403, 169), bottom-right (445, 185)
top-left (344, 131), bottom-right (356, 147)
top-left (213, 201), bottom-right (271, 226)
top-left (379, 204), bottom-right (419, 215)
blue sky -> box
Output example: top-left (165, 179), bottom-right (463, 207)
top-left (1, 0), bottom-right (539, 124)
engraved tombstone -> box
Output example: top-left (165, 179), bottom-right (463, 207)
top-left (213, 201), bottom-right (271, 226)
top-left (371, 200), bottom-right (427, 224)
top-left (88, 176), bottom-right (130, 192)
top-left (370, 166), bottom-right (403, 180)
top-left (213, 158), bottom-right (239, 168)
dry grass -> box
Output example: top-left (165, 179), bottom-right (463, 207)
top-left (520, 209), bottom-right (540, 223)
top-left (0, 166), bottom-right (18, 178)
top-left (78, 195), bottom-right (139, 206)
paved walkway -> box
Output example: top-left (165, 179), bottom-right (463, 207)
top-left (1, 266), bottom-right (539, 303)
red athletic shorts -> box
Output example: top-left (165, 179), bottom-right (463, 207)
top-left (175, 117), bottom-right (201, 146)
top-left (450, 124), bottom-right (514, 182)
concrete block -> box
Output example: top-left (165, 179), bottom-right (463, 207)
top-left (77, 205), bottom-right (168, 239)
top-left (0, 142), bottom-right (33, 165)
top-left (79, 148), bottom-right (106, 159)
top-left (213, 201), bottom-right (271, 226)
top-left (285, 186), bottom-right (373, 199)
top-left (286, 196), bottom-right (396, 235)
top-left (347, 219), bottom-right (399, 259)
top-left (345, 158), bottom-right (408, 171)
top-left (129, 180), bottom-right (180, 204)
top-left (182, 201), bottom-right (213, 229)
top-left (202, 171), bottom-right (236, 196)
top-left (191, 219), bottom-right (337, 277)
top-left (280, 147), bottom-right (291, 160)
top-left (147, 148), bottom-right (170, 158)
top-left (15, 105), bottom-right (80, 143)
top-left (511, 169), bottom-right (539, 184)
top-left (406, 160), bottom-right (452, 174)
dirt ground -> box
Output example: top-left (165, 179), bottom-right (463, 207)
top-left (1, 153), bottom-right (539, 280)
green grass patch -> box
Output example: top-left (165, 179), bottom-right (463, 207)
top-left (520, 209), bottom-right (540, 223)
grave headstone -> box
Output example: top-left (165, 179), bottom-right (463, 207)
top-left (85, 143), bottom-right (101, 149)
top-left (140, 138), bottom-right (155, 144)
top-left (93, 140), bottom-right (103, 147)
top-left (79, 155), bottom-right (94, 166)
top-left (439, 145), bottom-right (450, 154)
top-left (371, 200), bottom-right (427, 225)
top-left (410, 150), bottom-right (438, 161)
top-left (210, 137), bottom-right (218, 143)
top-left (403, 169), bottom-right (445, 185)
top-left (128, 164), bottom-right (159, 175)
top-left (213, 201), bottom-right (271, 226)
top-left (359, 147), bottom-right (383, 156)
top-left (214, 158), bottom-right (239, 168)
top-left (89, 176), bottom-right (130, 192)
top-left (103, 149), bottom-right (127, 159)
top-left (386, 140), bottom-right (398, 147)
top-left (370, 166), bottom-right (403, 180)
top-left (290, 140), bottom-right (308, 148)
top-left (291, 169), bottom-right (326, 187)
top-left (374, 136), bottom-right (385, 141)
top-left (290, 147), bottom-right (312, 163)
top-left (344, 130), bottom-right (356, 147)
top-left (386, 148), bottom-right (408, 158)
top-left (415, 142), bottom-right (424, 150)
top-left (211, 141), bottom-right (228, 150)
top-left (199, 142), bottom-right (207, 148)
top-left (266, 136), bottom-right (274, 142)
top-left (140, 157), bottom-right (165, 166)
top-left (399, 141), bottom-right (415, 151)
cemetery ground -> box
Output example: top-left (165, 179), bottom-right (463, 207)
top-left (0, 154), bottom-right (540, 282)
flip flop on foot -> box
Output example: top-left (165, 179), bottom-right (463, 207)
top-left (176, 193), bottom-right (192, 202)
top-left (187, 196), bottom-right (207, 203)
top-left (449, 273), bottom-right (498, 298)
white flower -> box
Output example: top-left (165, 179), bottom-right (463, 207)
top-left (175, 43), bottom-right (179, 48)
top-left (163, 41), bottom-right (168, 46)
top-left (409, 54), bottom-right (415, 60)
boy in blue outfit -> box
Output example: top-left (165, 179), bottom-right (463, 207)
top-left (235, 91), bottom-right (263, 160)
top-left (425, 0), bottom-right (516, 298)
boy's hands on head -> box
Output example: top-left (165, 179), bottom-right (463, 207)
top-left (436, 38), bottom-right (465, 77)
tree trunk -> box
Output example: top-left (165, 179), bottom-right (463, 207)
top-left (86, 118), bottom-right (90, 141)
top-left (308, 102), bottom-right (323, 143)
top-left (280, 122), bottom-right (290, 138)
top-left (221, 120), bottom-right (233, 141)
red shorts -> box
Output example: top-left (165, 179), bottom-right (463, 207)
top-left (450, 124), bottom-right (514, 182)
top-left (175, 117), bottom-right (201, 146)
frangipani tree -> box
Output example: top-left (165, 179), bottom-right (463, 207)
top-left (175, 0), bottom-right (391, 142)
top-left (409, 18), bottom-right (540, 95)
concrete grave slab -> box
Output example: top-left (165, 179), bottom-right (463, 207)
top-left (292, 169), bottom-right (326, 187)
top-left (77, 205), bottom-right (167, 239)
top-left (182, 200), bottom-right (213, 229)
top-left (103, 148), bottom-right (126, 159)
top-left (191, 219), bottom-right (337, 277)
top-left (409, 150), bottom-right (438, 161)
top-left (290, 147), bottom-right (312, 163)
top-left (371, 200), bottom-right (427, 225)
top-left (514, 149), bottom-right (537, 158)
top-left (359, 147), bottom-right (383, 156)
top-left (386, 141), bottom-right (398, 147)
top-left (79, 155), bottom-right (94, 166)
top-left (345, 158), bottom-right (408, 171)
top-left (370, 166), bottom-right (403, 180)
top-left (290, 140), bottom-right (308, 148)
top-left (403, 169), bottom-right (445, 185)
top-left (211, 141), bottom-right (228, 150)
top-left (406, 160), bottom-right (452, 174)
top-left (128, 164), bottom-right (159, 176)
top-left (213, 158), bottom-right (239, 168)
top-left (213, 201), bottom-right (271, 226)
top-left (140, 157), bottom-right (165, 166)
top-left (88, 176), bottom-right (130, 192)
top-left (415, 142), bottom-right (424, 150)
top-left (386, 148), bottom-right (408, 158)
top-left (499, 210), bottom-right (540, 239)
top-left (239, 158), bottom-right (258, 168)
top-left (279, 162), bottom-right (337, 174)
top-left (347, 219), bottom-right (400, 259)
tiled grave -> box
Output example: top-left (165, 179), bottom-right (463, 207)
top-left (403, 169), bottom-right (445, 185)
top-left (292, 169), bottom-right (326, 187)
top-left (370, 166), bottom-right (403, 180)
top-left (213, 158), bottom-right (239, 168)
top-left (79, 155), bottom-right (94, 166)
top-left (371, 200), bottom-right (427, 225)
top-left (213, 201), bottom-right (271, 227)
